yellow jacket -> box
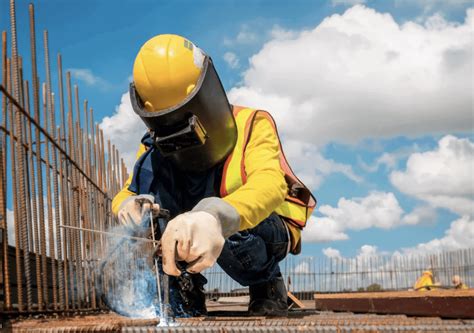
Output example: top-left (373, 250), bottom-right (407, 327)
top-left (414, 272), bottom-right (434, 291)
top-left (112, 111), bottom-right (302, 247)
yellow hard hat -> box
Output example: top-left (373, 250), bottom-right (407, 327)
top-left (133, 34), bottom-right (205, 112)
top-left (423, 270), bottom-right (433, 277)
top-left (130, 34), bottom-right (237, 172)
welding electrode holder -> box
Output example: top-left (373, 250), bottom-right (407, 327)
top-left (98, 198), bottom-right (170, 317)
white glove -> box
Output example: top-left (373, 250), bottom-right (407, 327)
top-left (161, 197), bottom-right (240, 276)
top-left (117, 194), bottom-right (160, 227)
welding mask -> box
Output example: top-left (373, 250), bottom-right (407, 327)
top-left (130, 34), bottom-right (237, 172)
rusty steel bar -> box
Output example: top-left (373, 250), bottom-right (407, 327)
top-left (28, 3), bottom-right (47, 310)
top-left (57, 54), bottom-right (70, 310)
top-left (76, 119), bottom-right (89, 306)
top-left (72, 116), bottom-right (84, 307)
top-left (57, 126), bottom-right (70, 310)
top-left (65, 72), bottom-right (77, 309)
top-left (1, 29), bottom-right (12, 311)
top-left (19, 59), bottom-right (35, 256)
top-left (42, 82), bottom-right (57, 309)
top-left (59, 225), bottom-right (159, 244)
top-left (90, 108), bottom-right (95, 182)
top-left (57, 54), bottom-right (66, 144)
top-left (7, 55), bottom-right (25, 311)
top-left (44, 29), bottom-right (65, 310)
top-left (0, 84), bottom-right (107, 196)
top-left (1, 0), bottom-right (132, 315)
top-left (83, 100), bottom-right (89, 176)
top-left (11, 0), bottom-right (33, 311)
top-left (23, 78), bottom-right (42, 310)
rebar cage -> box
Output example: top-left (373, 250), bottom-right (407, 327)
top-left (0, 1), bottom-right (131, 315)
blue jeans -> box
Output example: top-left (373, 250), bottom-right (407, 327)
top-left (217, 213), bottom-right (289, 286)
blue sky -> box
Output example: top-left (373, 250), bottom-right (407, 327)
top-left (2, 0), bottom-right (473, 259)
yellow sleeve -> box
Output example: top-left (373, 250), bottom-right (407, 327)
top-left (223, 114), bottom-right (288, 230)
top-left (111, 143), bottom-right (147, 216)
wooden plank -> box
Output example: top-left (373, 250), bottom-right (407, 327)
top-left (314, 291), bottom-right (474, 319)
top-left (287, 291), bottom-right (305, 309)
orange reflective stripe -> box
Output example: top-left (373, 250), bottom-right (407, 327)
top-left (221, 105), bottom-right (316, 229)
top-left (240, 110), bottom-right (258, 185)
top-left (220, 106), bottom-right (256, 196)
top-left (256, 111), bottom-right (317, 212)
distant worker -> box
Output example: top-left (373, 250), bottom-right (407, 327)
top-left (414, 270), bottom-right (435, 291)
top-left (112, 34), bottom-right (316, 317)
top-left (452, 275), bottom-right (469, 289)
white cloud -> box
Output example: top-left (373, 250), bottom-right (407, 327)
top-left (228, 6), bottom-right (473, 146)
top-left (320, 192), bottom-right (404, 230)
top-left (322, 247), bottom-right (342, 258)
top-left (6, 208), bottom-right (14, 246)
top-left (282, 140), bottom-right (361, 189)
top-left (402, 215), bottom-right (474, 255)
top-left (293, 261), bottom-right (311, 273)
top-left (358, 144), bottom-right (422, 172)
top-left (391, 135), bottom-right (474, 217)
top-left (332, 0), bottom-right (366, 6)
top-left (99, 92), bottom-right (147, 170)
top-left (357, 244), bottom-right (379, 257)
top-left (223, 52), bottom-right (240, 69)
top-left (69, 68), bottom-right (110, 89)
top-left (396, 0), bottom-right (472, 18)
top-left (303, 215), bottom-right (349, 242)
top-left (224, 24), bottom-right (259, 46)
top-left (401, 205), bottom-right (437, 225)
top-left (303, 191), bottom-right (436, 242)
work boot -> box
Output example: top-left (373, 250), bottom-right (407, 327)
top-left (248, 274), bottom-right (288, 317)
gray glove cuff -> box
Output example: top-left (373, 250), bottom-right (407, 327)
top-left (118, 194), bottom-right (155, 211)
top-left (192, 197), bottom-right (241, 238)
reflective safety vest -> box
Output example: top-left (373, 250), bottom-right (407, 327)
top-left (414, 272), bottom-right (434, 291)
top-left (220, 106), bottom-right (316, 229)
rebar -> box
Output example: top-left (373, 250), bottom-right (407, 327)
top-left (1, 29), bottom-right (12, 311)
top-left (10, 0), bottom-right (33, 312)
top-left (0, 1), bottom-right (133, 314)
top-left (27, 3), bottom-right (47, 310)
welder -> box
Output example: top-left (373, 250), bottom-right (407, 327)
top-left (414, 270), bottom-right (435, 291)
top-left (112, 34), bottom-right (316, 317)
top-left (452, 275), bottom-right (469, 289)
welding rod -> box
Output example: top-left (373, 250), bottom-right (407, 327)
top-left (149, 209), bottom-right (165, 321)
top-left (59, 224), bottom-right (160, 244)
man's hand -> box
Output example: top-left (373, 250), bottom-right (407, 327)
top-left (117, 194), bottom-right (160, 227)
top-left (161, 211), bottom-right (225, 276)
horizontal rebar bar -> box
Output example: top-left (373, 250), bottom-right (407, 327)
top-left (59, 225), bottom-right (159, 244)
top-left (0, 84), bottom-right (107, 195)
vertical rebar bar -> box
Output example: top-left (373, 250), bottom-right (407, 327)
top-left (23, 79), bottom-right (42, 310)
top-left (57, 126), bottom-right (70, 310)
top-left (11, 0), bottom-right (33, 311)
top-left (44, 30), bottom-right (65, 310)
top-left (65, 72), bottom-right (77, 308)
top-left (42, 82), bottom-right (57, 309)
top-left (57, 53), bottom-right (70, 310)
top-left (7, 55), bottom-right (25, 312)
top-left (28, 3), bottom-right (48, 310)
top-left (1, 29), bottom-right (12, 311)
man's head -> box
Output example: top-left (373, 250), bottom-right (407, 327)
top-left (130, 34), bottom-right (237, 172)
top-left (422, 270), bottom-right (433, 277)
top-left (452, 275), bottom-right (461, 285)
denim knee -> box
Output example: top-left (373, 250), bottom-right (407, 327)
top-left (216, 213), bottom-right (289, 286)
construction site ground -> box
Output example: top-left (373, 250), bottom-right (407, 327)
top-left (5, 294), bottom-right (474, 332)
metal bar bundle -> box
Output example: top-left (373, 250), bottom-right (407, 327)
top-left (0, 0), bottom-right (132, 314)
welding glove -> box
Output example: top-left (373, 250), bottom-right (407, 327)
top-left (117, 194), bottom-right (160, 228)
top-left (161, 197), bottom-right (240, 276)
